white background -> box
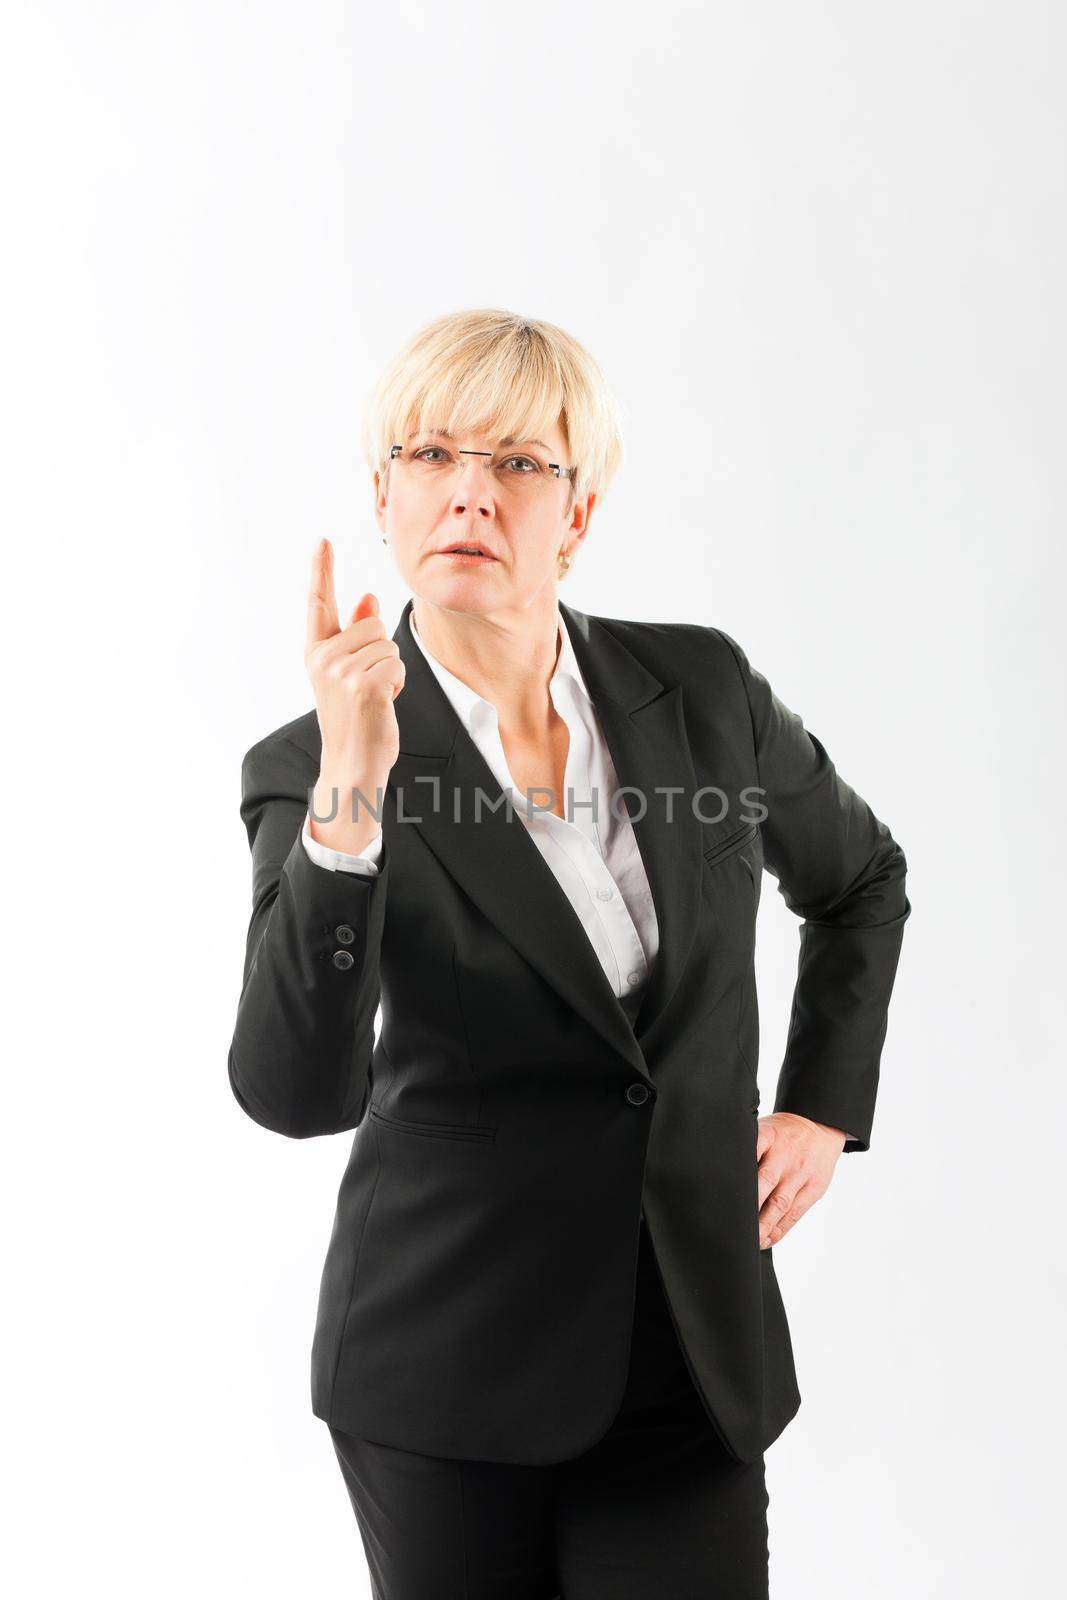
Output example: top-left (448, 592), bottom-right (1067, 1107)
top-left (3, 2), bottom-right (1064, 1594)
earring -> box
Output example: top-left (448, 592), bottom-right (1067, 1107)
top-left (558, 549), bottom-right (573, 575)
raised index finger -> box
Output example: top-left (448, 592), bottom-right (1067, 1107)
top-left (306, 538), bottom-right (341, 648)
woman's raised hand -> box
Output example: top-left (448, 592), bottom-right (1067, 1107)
top-left (304, 538), bottom-right (405, 852)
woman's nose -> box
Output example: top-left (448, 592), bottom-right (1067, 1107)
top-left (450, 462), bottom-right (496, 513)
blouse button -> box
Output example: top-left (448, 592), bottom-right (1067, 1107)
top-left (596, 888), bottom-right (613, 901)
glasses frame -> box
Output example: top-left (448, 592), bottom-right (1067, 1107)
top-left (388, 442), bottom-right (576, 484)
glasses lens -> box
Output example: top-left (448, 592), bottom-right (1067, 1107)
top-left (396, 444), bottom-right (559, 493)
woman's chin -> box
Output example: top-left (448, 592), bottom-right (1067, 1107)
top-left (413, 578), bottom-right (503, 618)
top-left (421, 566), bottom-right (506, 604)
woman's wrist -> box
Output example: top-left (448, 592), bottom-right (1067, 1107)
top-left (310, 768), bottom-right (387, 854)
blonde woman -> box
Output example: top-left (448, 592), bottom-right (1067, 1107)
top-left (229, 308), bottom-right (910, 1598)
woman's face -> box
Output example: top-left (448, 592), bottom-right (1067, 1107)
top-left (373, 417), bottom-right (594, 617)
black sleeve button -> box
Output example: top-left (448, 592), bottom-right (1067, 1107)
top-left (332, 949), bottom-right (355, 970)
top-left (335, 924), bottom-right (356, 945)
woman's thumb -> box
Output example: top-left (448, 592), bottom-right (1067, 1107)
top-left (349, 593), bottom-right (379, 625)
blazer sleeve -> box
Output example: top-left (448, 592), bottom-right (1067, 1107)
top-left (714, 629), bottom-right (911, 1152)
top-left (228, 732), bottom-right (390, 1139)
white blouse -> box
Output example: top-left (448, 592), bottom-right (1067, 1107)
top-left (301, 607), bottom-right (659, 1006)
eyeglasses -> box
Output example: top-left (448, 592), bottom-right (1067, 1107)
top-left (389, 441), bottom-right (576, 497)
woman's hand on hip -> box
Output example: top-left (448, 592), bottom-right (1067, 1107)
top-left (754, 1112), bottom-right (848, 1249)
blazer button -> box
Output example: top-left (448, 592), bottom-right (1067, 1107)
top-left (625, 1083), bottom-right (650, 1105)
top-left (335, 924), bottom-right (356, 945)
top-left (332, 949), bottom-right (354, 970)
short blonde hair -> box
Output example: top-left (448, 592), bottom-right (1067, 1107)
top-left (359, 308), bottom-right (625, 514)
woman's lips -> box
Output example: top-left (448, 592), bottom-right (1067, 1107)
top-left (438, 549), bottom-right (498, 564)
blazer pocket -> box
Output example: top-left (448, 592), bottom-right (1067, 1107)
top-left (702, 821), bottom-right (759, 868)
top-left (368, 1106), bottom-right (497, 1144)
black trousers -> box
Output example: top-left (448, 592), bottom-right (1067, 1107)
top-left (327, 1216), bottom-right (770, 1599)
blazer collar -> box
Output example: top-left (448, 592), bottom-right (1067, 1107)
top-left (387, 598), bottom-right (706, 1079)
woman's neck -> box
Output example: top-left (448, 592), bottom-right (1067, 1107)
top-left (411, 598), bottom-right (563, 737)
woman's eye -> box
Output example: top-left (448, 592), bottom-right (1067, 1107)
top-left (416, 448), bottom-right (447, 463)
top-left (504, 455), bottom-right (539, 473)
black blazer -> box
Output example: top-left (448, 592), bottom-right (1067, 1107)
top-left (228, 598), bottom-right (910, 1465)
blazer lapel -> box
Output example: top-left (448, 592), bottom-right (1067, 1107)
top-left (385, 599), bottom-right (706, 1079)
top-left (558, 603), bottom-right (705, 1056)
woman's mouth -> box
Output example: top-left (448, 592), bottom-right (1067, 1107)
top-left (438, 547), bottom-right (498, 565)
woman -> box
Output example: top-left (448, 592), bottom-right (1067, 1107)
top-left (229, 308), bottom-right (910, 1597)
